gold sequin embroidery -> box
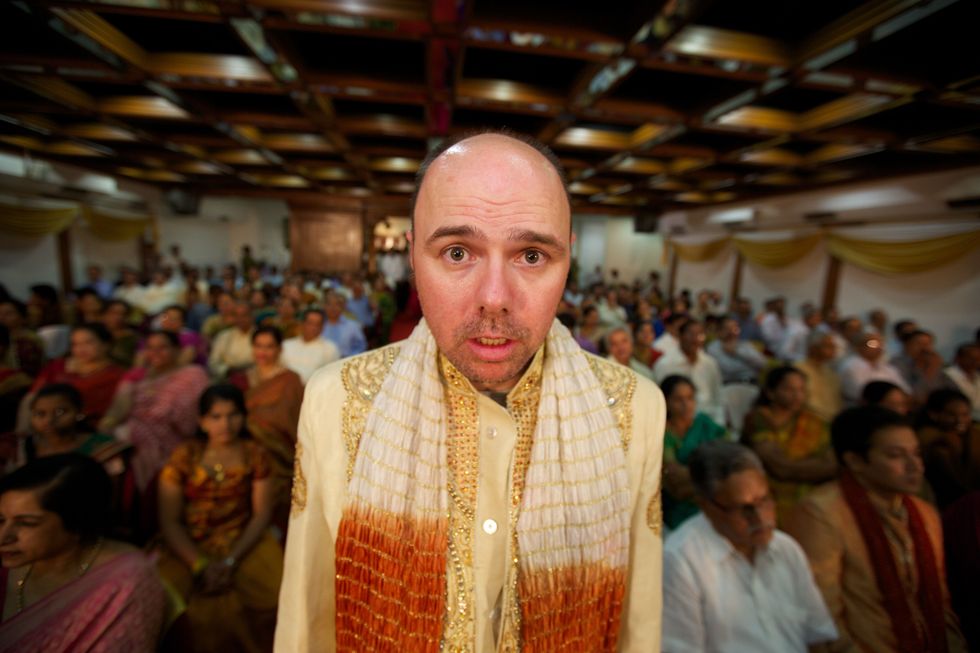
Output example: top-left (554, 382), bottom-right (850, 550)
top-left (646, 481), bottom-right (663, 535)
top-left (340, 346), bottom-right (400, 482)
top-left (586, 355), bottom-right (637, 452)
top-left (290, 440), bottom-right (307, 515)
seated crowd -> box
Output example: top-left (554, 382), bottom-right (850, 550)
top-left (0, 256), bottom-right (977, 652)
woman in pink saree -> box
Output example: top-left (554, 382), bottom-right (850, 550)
top-left (0, 453), bottom-right (166, 652)
top-left (100, 330), bottom-right (209, 492)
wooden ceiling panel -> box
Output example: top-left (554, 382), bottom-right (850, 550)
top-left (0, 0), bottom-right (975, 210)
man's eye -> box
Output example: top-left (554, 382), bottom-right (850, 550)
top-left (446, 247), bottom-right (467, 262)
top-left (524, 250), bottom-right (543, 264)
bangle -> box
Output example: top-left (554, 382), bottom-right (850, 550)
top-left (191, 555), bottom-right (210, 577)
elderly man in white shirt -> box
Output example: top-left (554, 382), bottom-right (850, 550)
top-left (208, 301), bottom-right (255, 378)
top-left (945, 343), bottom-right (980, 421)
top-left (653, 312), bottom-right (688, 358)
top-left (655, 319), bottom-right (725, 424)
top-left (663, 441), bottom-right (838, 653)
top-left (706, 317), bottom-right (768, 384)
top-left (839, 332), bottom-right (910, 405)
top-left (281, 308), bottom-right (340, 384)
top-left (605, 325), bottom-right (654, 380)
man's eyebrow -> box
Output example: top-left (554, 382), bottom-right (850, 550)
top-left (425, 224), bottom-right (486, 246)
top-left (507, 228), bottom-right (565, 252)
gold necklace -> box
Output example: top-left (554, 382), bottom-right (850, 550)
top-left (16, 537), bottom-right (105, 613)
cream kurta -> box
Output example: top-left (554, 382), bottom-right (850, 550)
top-left (275, 342), bottom-right (665, 652)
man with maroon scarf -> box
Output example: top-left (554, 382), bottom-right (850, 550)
top-left (787, 406), bottom-right (966, 653)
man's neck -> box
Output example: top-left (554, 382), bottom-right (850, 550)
top-left (681, 347), bottom-right (698, 364)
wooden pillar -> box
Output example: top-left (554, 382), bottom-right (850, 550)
top-left (57, 228), bottom-right (74, 292)
top-left (667, 247), bottom-right (679, 299)
top-left (821, 254), bottom-right (842, 313)
top-left (729, 251), bottom-right (744, 305)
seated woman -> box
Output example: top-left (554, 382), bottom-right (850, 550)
top-left (861, 380), bottom-right (911, 415)
top-left (574, 305), bottom-right (602, 355)
top-left (100, 330), bottom-right (209, 493)
top-left (0, 453), bottom-right (166, 652)
top-left (229, 326), bottom-right (303, 524)
top-left (18, 323), bottom-right (126, 431)
top-left (741, 365), bottom-right (837, 524)
top-left (0, 325), bottom-right (31, 435)
top-left (157, 384), bottom-right (283, 653)
top-left (918, 388), bottom-right (980, 509)
top-left (661, 375), bottom-right (727, 529)
top-left (102, 299), bottom-right (139, 368)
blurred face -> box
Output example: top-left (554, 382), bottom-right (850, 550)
top-left (735, 299), bottom-right (751, 317)
top-left (608, 330), bottom-right (633, 365)
top-left (252, 332), bottom-right (281, 367)
top-left (249, 290), bottom-right (266, 309)
top-left (701, 469), bottom-right (775, 558)
top-left (30, 394), bottom-right (80, 438)
top-left (879, 388), bottom-right (910, 416)
top-left (771, 372), bottom-right (807, 412)
top-left (160, 308), bottom-right (184, 332)
top-left (680, 323), bottom-right (705, 353)
top-left (719, 318), bottom-right (740, 341)
top-left (667, 382), bottom-right (696, 422)
top-left (0, 489), bottom-right (78, 569)
top-left (906, 333), bottom-right (933, 359)
top-left (931, 400), bottom-right (972, 436)
top-left (324, 295), bottom-right (344, 322)
top-left (233, 305), bottom-right (252, 331)
top-left (199, 398), bottom-right (244, 447)
top-left (278, 298), bottom-right (297, 320)
top-left (0, 303), bottom-right (20, 329)
top-left (301, 312), bottom-right (324, 341)
top-left (582, 308), bottom-right (599, 327)
top-left (217, 294), bottom-right (235, 316)
top-left (144, 333), bottom-right (178, 372)
top-left (102, 303), bottom-right (127, 330)
top-left (78, 294), bottom-right (102, 316)
top-left (70, 329), bottom-right (106, 363)
top-left (804, 310), bottom-right (822, 329)
top-left (812, 334), bottom-right (836, 361)
top-left (958, 346), bottom-right (980, 374)
top-left (408, 135), bottom-right (572, 393)
top-left (636, 322), bottom-right (654, 347)
top-left (86, 266), bottom-right (100, 282)
top-left (848, 425), bottom-right (924, 497)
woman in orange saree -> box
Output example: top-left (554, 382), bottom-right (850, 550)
top-left (229, 326), bottom-right (302, 527)
top-left (742, 366), bottom-right (837, 524)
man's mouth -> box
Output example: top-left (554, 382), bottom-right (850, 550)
top-left (476, 337), bottom-right (508, 346)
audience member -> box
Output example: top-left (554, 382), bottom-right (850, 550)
top-left (83, 264), bottom-right (115, 300)
top-left (574, 304), bottom-right (602, 354)
top-left (839, 333), bottom-right (909, 405)
top-left (653, 312), bottom-right (688, 357)
top-left (140, 269), bottom-right (181, 317)
top-left (596, 288), bottom-right (628, 330)
top-left (73, 288), bottom-right (104, 325)
top-left (0, 299), bottom-right (44, 377)
top-left (632, 320), bottom-right (661, 369)
top-left (943, 343), bottom-right (980, 420)
top-left (891, 330), bottom-right (950, 406)
top-left (742, 366), bottom-right (836, 524)
top-left (21, 323), bottom-right (125, 430)
top-left (942, 491), bottom-right (980, 652)
top-left (101, 299), bottom-right (138, 367)
top-left (794, 331), bottom-right (842, 422)
top-left (787, 406), bottom-right (967, 653)
top-left (112, 267), bottom-right (145, 314)
top-left (0, 325), bottom-right (30, 433)
top-left (707, 316), bottom-right (767, 384)
top-left (759, 296), bottom-right (794, 354)
top-left (201, 291), bottom-right (236, 342)
top-left (661, 375), bottom-right (727, 529)
top-left (731, 297), bottom-right (764, 344)
top-left (344, 276), bottom-right (375, 331)
top-left (157, 384), bottom-right (282, 653)
top-left (229, 326), bottom-right (303, 525)
top-left (654, 319), bottom-right (725, 424)
top-left (271, 296), bottom-right (300, 340)
top-left (100, 331), bottom-right (208, 492)
top-left (605, 326), bottom-right (654, 379)
top-left (0, 454), bottom-right (166, 651)
top-left (861, 380), bottom-right (910, 415)
top-left (27, 283), bottom-right (64, 328)
top-left (779, 303), bottom-right (821, 362)
top-left (320, 291), bottom-right (366, 358)
top-left (208, 302), bottom-right (255, 378)
top-left (662, 441), bottom-right (838, 653)
top-left (918, 389), bottom-right (980, 510)
top-left (281, 309), bottom-right (340, 383)
top-left (156, 304), bottom-right (206, 366)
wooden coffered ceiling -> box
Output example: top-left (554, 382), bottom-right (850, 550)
top-left (0, 0), bottom-right (978, 213)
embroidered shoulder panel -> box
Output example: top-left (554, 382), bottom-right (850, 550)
top-left (586, 356), bottom-right (637, 452)
top-left (290, 440), bottom-right (307, 515)
top-left (646, 480), bottom-right (663, 536)
top-left (340, 345), bottom-right (400, 482)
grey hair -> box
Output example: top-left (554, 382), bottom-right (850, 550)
top-left (603, 326), bottom-right (632, 350)
top-left (687, 441), bottom-right (765, 499)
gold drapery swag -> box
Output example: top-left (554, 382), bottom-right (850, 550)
top-left (0, 201), bottom-right (150, 241)
top-left (668, 229), bottom-right (980, 274)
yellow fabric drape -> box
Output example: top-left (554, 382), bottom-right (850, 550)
top-left (826, 231), bottom-right (980, 274)
top-left (669, 237), bottom-right (730, 262)
top-left (0, 202), bottom-right (77, 236)
top-left (733, 234), bottom-right (822, 269)
top-left (83, 206), bottom-right (150, 241)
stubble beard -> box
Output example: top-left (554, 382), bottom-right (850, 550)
top-left (446, 314), bottom-right (536, 391)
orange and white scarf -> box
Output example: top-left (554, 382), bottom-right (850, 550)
top-left (334, 318), bottom-right (630, 652)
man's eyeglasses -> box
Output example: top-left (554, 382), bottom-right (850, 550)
top-left (707, 493), bottom-right (775, 520)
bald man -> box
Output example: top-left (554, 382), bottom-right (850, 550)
top-left (276, 131), bottom-right (666, 652)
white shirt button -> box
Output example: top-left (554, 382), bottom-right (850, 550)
top-left (482, 519), bottom-right (498, 535)
top-left (486, 427), bottom-right (497, 439)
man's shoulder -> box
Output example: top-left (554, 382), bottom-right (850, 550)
top-left (305, 342), bottom-right (401, 398)
top-left (583, 350), bottom-right (663, 403)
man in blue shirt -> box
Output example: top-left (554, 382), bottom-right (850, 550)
top-left (321, 290), bottom-right (366, 358)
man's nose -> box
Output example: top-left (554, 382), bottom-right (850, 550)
top-left (476, 257), bottom-right (514, 314)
